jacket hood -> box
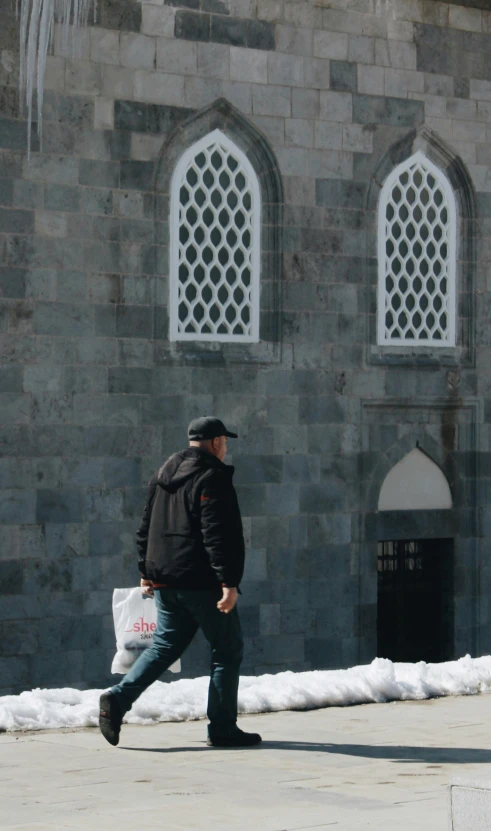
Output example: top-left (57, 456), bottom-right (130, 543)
top-left (157, 448), bottom-right (234, 493)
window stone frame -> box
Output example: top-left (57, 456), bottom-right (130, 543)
top-left (170, 129), bottom-right (261, 345)
top-left (377, 150), bottom-right (458, 349)
top-left (153, 97), bottom-right (284, 365)
top-left (366, 127), bottom-right (477, 368)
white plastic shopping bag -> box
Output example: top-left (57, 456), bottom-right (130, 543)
top-left (111, 587), bottom-right (181, 675)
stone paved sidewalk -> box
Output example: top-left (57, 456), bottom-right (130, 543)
top-left (2, 692), bottom-right (491, 831)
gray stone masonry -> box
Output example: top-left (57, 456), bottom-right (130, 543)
top-left (0, 0), bottom-right (490, 694)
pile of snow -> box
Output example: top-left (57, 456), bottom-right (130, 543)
top-left (2, 655), bottom-right (491, 733)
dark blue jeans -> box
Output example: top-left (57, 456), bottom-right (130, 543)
top-left (110, 587), bottom-right (244, 737)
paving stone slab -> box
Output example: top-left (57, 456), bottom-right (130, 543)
top-left (2, 693), bottom-right (491, 830)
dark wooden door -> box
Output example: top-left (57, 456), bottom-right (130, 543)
top-left (377, 539), bottom-right (454, 663)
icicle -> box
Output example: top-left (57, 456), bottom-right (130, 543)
top-left (36, 0), bottom-right (55, 152)
top-left (19, 0), bottom-right (97, 159)
top-left (25, 0), bottom-right (43, 157)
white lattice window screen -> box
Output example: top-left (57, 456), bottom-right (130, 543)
top-left (169, 130), bottom-right (260, 342)
top-left (377, 151), bottom-right (457, 347)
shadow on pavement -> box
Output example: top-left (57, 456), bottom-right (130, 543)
top-left (120, 741), bottom-right (491, 763)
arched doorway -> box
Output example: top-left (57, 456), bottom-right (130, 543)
top-left (377, 449), bottom-right (454, 663)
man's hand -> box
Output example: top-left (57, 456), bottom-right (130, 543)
top-left (140, 578), bottom-right (154, 597)
top-left (217, 587), bottom-right (238, 614)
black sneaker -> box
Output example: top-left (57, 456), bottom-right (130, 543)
top-left (207, 728), bottom-right (262, 748)
top-left (99, 692), bottom-right (123, 746)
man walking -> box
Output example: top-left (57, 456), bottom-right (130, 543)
top-left (99, 416), bottom-right (261, 749)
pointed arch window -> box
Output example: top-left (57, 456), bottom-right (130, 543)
top-left (378, 448), bottom-right (452, 511)
top-left (377, 151), bottom-right (457, 347)
top-left (170, 129), bottom-right (261, 343)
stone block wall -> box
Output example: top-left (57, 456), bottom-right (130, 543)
top-left (1, 0), bottom-right (491, 694)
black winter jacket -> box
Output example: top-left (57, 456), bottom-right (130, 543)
top-left (136, 448), bottom-right (245, 590)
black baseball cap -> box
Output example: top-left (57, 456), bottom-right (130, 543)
top-left (188, 416), bottom-right (238, 441)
